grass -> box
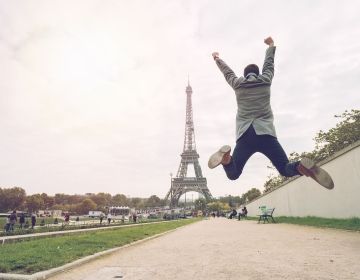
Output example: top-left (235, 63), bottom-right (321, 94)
top-left (247, 216), bottom-right (360, 231)
top-left (0, 217), bottom-right (57, 229)
top-left (0, 218), bottom-right (199, 274)
top-left (274, 216), bottom-right (360, 231)
top-left (0, 217), bottom-right (163, 237)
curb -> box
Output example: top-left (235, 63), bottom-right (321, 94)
top-left (0, 222), bottom-right (194, 280)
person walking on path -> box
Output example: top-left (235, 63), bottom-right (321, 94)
top-left (31, 213), bottom-right (37, 229)
top-left (107, 213), bottom-right (112, 224)
top-left (19, 213), bottom-right (25, 229)
top-left (9, 210), bottom-right (17, 231)
top-left (208, 36), bottom-right (334, 190)
top-left (4, 215), bottom-right (11, 232)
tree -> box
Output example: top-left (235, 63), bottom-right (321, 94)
top-left (0, 187), bottom-right (26, 212)
top-left (54, 193), bottom-right (71, 205)
top-left (207, 201), bottom-right (230, 212)
top-left (194, 198), bottom-right (207, 212)
top-left (129, 197), bottom-right (145, 209)
top-left (41, 193), bottom-right (55, 209)
top-left (51, 204), bottom-right (71, 211)
top-left (241, 188), bottom-right (261, 203)
top-left (112, 194), bottom-right (128, 206)
top-left (26, 194), bottom-right (45, 213)
top-left (264, 109), bottom-right (360, 192)
top-left (90, 193), bottom-right (112, 207)
top-left (218, 195), bottom-right (242, 207)
top-left (312, 109), bottom-right (360, 161)
top-left (263, 174), bottom-right (286, 193)
top-left (76, 198), bottom-right (97, 215)
top-left (54, 193), bottom-right (83, 205)
top-left (145, 195), bottom-right (161, 208)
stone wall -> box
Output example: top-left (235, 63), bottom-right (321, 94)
top-left (245, 141), bottom-right (360, 218)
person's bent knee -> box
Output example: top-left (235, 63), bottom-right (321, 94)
top-left (226, 172), bottom-right (242, 181)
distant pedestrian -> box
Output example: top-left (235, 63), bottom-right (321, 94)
top-left (239, 206), bottom-right (248, 220)
top-left (19, 213), bottom-right (25, 229)
top-left (99, 213), bottom-right (104, 224)
top-left (31, 213), bottom-right (37, 229)
top-left (9, 211), bottom-right (17, 231)
top-left (242, 206), bottom-right (248, 216)
top-left (4, 215), bottom-right (11, 232)
top-left (133, 213), bottom-right (137, 223)
top-left (229, 209), bottom-right (237, 219)
top-left (107, 213), bottom-right (112, 224)
top-left (64, 213), bottom-right (70, 224)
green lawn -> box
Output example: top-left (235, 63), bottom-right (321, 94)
top-left (248, 216), bottom-right (360, 231)
top-left (274, 216), bottom-right (360, 231)
top-left (0, 218), bottom-right (199, 274)
top-left (1, 216), bottom-right (163, 237)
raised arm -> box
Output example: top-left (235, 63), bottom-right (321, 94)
top-left (261, 36), bottom-right (276, 83)
top-left (212, 52), bottom-right (244, 89)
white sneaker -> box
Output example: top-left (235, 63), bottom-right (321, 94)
top-left (208, 145), bottom-right (231, 169)
top-left (297, 158), bottom-right (334, 190)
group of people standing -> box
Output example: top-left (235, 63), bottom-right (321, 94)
top-left (4, 211), bottom-right (37, 232)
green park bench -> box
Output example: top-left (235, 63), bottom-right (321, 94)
top-left (257, 207), bottom-right (276, 223)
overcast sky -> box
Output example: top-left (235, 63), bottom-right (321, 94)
top-left (0, 0), bottom-right (359, 198)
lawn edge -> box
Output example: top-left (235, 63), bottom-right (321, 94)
top-left (242, 216), bottom-right (360, 232)
top-left (0, 220), bottom-right (198, 280)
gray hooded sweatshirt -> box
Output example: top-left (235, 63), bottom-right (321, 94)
top-left (216, 46), bottom-right (277, 141)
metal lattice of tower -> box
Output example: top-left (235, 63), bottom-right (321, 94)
top-left (165, 81), bottom-right (212, 207)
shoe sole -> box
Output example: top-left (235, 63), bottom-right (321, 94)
top-left (300, 158), bottom-right (334, 190)
top-left (208, 145), bottom-right (231, 169)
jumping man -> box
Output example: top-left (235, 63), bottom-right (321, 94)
top-left (208, 36), bottom-right (334, 190)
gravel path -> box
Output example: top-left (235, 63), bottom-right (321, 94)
top-left (49, 218), bottom-right (360, 280)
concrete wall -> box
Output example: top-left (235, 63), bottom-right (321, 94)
top-left (246, 141), bottom-right (360, 219)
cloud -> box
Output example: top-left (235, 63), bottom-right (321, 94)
top-left (0, 0), bottom-right (359, 198)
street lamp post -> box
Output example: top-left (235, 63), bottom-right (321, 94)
top-left (185, 192), bottom-right (187, 209)
top-left (169, 172), bottom-right (173, 209)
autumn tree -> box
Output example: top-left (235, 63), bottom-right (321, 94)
top-left (264, 109), bottom-right (360, 193)
top-left (129, 197), bottom-right (145, 209)
top-left (241, 188), bottom-right (261, 203)
top-left (41, 193), bottom-right (55, 209)
top-left (218, 195), bottom-right (243, 207)
top-left (25, 194), bottom-right (45, 213)
top-left (112, 194), bottom-right (128, 206)
top-left (54, 193), bottom-right (83, 205)
top-left (207, 201), bottom-right (230, 212)
top-left (0, 187), bottom-right (26, 212)
top-left (145, 195), bottom-right (161, 208)
top-left (194, 198), bottom-right (207, 212)
top-left (90, 193), bottom-right (112, 208)
top-left (76, 198), bottom-right (97, 214)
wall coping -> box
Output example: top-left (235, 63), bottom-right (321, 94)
top-left (247, 140), bottom-right (360, 204)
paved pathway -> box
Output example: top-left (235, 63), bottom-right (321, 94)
top-left (49, 218), bottom-right (360, 280)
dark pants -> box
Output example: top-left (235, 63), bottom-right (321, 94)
top-left (223, 125), bottom-right (300, 180)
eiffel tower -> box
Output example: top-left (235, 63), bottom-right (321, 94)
top-left (165, 81), bottom-right (212, 207)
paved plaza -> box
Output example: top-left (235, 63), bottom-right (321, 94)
top-left (49, 218), bottom-right (360, 280)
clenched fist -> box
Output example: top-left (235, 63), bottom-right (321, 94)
top-left (264, 37), bottom-right (274, 47)
top-left (212, 52), bottom-right (219, 60)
